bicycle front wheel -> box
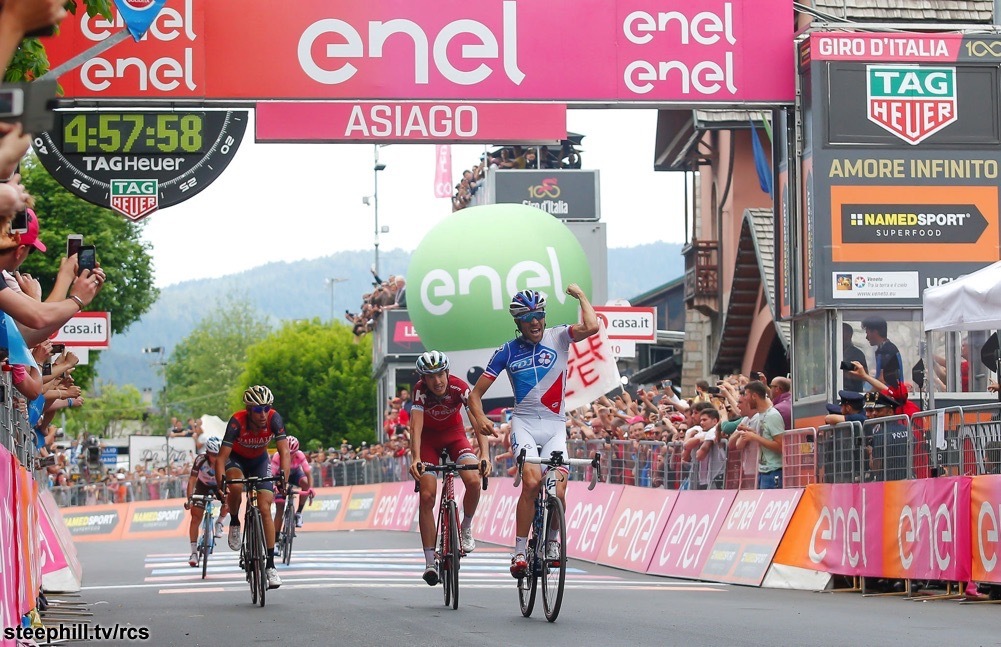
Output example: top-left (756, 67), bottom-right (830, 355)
top-left (254, 509), bottom-right (268, 607)
top-left (245, 511), bottom-right (260, 605)
top-left (518, 537), bottom-right (538, 618)
top-left (447, 501), bottom-right (460, 610)
top-left (541, 497), bottom-right (567, 622)
top-left (281, 504), bottom-right (295, 566)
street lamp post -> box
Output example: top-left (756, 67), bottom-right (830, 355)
top-left (373, 144), bottom-right (386, 278)
top-left (325, 277), bottom-right (347, 322)
top-left (142, 346), bottom-right (167, 424)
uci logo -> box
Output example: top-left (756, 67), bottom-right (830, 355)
top-left (528, 178), bottom-right (560, 199)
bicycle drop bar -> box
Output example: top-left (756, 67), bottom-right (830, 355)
top-left (413, 460), bottom-right (489, 492)
top-left (226, 475), bottom-right (283, 486)
top-left (189, 493), bottom-right (218, 503)
top-left (513, 448), bottom-right (603, 491)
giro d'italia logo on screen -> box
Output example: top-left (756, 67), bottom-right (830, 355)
top-left (866, 64), bottom-right (958, 145)
top-left (407, 203), bottom-right (592, 353)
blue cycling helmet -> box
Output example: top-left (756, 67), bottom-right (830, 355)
top-left (509, 290), bottom-right (547, 317)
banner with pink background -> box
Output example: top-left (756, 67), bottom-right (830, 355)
top-left (647, 490), bottom-right (737, 579)
top-left (0, 450), bottom-right (19, 646)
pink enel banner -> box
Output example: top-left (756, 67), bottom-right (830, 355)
top-left (647, 490), bottom-right (737, 579)
top-left (881, 477), bottom-right (971, 582)
top-left (433, 145), bottom-right (452, 197)
top-left (700, 488), bottom-right (802, 585)
top-left (773, 483), bottom-right (886, 578)
top-left (256, 103), bottom-right (567, 143)
top-left (972, 475), bottom-right (1001, 583)
top-left (596, 486), bottom-right (678, 573)
top-left (471, 478), bottom-right (519, 549)
top-left (37, 497), bottom-right (69, 576)
top-left (44, 0), bottom-right (794, 103)
top-left (564, 482), bottom-right (624, 562)
top-left (370, 481), bottom-right (420, 532)
top-left (0, 450), bottom-right (18, 646)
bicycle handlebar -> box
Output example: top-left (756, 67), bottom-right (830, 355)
top-left (413, 459), bottom-right (490, 492)
top-left (225, 475), bottom-right (283, 486)
top-left (189, 493), bottom-right (217, 502)
top-left (513, 448), bottom-right (603, 491)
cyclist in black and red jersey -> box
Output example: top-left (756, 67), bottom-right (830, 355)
top-left (408, 351), bottom-right (490, 586)
top-left (215, 385), bottom-right (290, 590)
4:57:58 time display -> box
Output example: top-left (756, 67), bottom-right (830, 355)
top-left (61, 113), bottom-right (205, 155)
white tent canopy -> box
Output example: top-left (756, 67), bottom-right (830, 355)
top-left (923, 260), bottom-right (1001, 332)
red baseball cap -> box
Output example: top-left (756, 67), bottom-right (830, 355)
top-left (19, 209), bottom-right (46, 253)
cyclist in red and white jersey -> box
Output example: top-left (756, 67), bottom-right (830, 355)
top-left (468, 285), bottom-right (598, 578)
top-left (216, 385), bottom-right (290, 590)
top-left (271, 435), bottom-right (313, 532)
top-left (184, 437), bottom-right (229, 567)
top-left (408, 351), bottom-right (490, 586)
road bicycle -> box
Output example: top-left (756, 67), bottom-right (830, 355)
top-left (415, 450), bottom-right (488, 610)
top-left (189, 492), bottom-right (219, 580)
top-left (275, 483), bottom-right (313, 566)
top-left (512, 448), bottom-right (601, 622)
top-left (226, 475), bottom-right (281, 607)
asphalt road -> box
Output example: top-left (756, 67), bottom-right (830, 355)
top-left (66, 530), bottom-right (1000, 647)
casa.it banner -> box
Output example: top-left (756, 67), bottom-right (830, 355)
top-left (45, 0), bottom-right (794, 103)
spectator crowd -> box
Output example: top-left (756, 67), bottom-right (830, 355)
top-left (345, 268), bottom-right (406, 339)
top-left (450, 143), bottom-right (583, 212)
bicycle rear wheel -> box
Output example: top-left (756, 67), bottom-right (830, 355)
top-left (447, 501), bottom-right (460, 610)
top-left (541, 498), bottom-right (567, 622)
top-left (518, 536), bottom-right (538, 617)
top-left (201, 525), bottom-right (210, 580)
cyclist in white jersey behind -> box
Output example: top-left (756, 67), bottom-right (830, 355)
top-left (468, 284), bottom-right (598, 577)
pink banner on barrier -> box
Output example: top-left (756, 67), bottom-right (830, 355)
top-left (773, 483), bottom-right (885, 578)
top-left (648, 490), bottom-right (737, 579)
top-left (370, 481), bottom-right (421, 533)
top-left (37, 498), bottom-right (68, 575)
top-left (972, 475), bottom-right (1001, 583)
top-left (882, 477), bottom-right (971, 582)
top-left (596, 486), bottom-right (678, 573)
top-left (474, 478), bottom-right (519, 549)
top-left (564, 482), bottom-right (623, 562)
top-left (701, 488), bottom-right (802, 585)
top-left (0, 450), bottom-right (18, 645)
top-left (15, 466), bottom-right (40, 615)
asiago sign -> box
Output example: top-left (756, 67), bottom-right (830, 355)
top-left (43, 0), bottom-right (795, 105)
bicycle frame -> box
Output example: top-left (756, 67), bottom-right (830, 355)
top-left (227, 475), bottom-right (281, 606)
top-left (190, 493), bottom-right (217, 579)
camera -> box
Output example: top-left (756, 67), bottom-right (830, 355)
top-left (662, 380), bottom-right (672, 387)
top-left (51, 343), bottom-right (65, 354)
top-left (10, 209), bottom-right (28, 234)
top-left (77, 245), bottom-right (97, 274)
top-left (0, 89), bottom-right (24, 119)
top-left (42, 362), bottom-right (51, 376)
top-left (839, 360), bottom-right (855, 371)
top-left (707, 386), bottom-right (722, 395)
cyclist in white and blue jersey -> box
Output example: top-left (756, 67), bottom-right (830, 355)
top-left (468, 284), bottom-right (598, 578)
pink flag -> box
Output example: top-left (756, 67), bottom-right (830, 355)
top-left (434, 145), bottom-right (452, 198)
top-left (565, 321), bottom-right (621, 411)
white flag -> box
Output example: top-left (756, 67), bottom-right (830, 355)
top-left (565, 321), bottom-right (621, 411)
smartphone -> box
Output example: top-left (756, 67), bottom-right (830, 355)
top-left (77, 245), bottom-right (96, 274)
top-left (42, 362), bottom-right (52, 376)
top-left (51, 343), bottom-right (65, 354)
top-left (10, 209), bottom-right (28, 234)
top-left (0, 89), bottom-right (24, 119)
top-left (67, 234), bottom-right (83, 259)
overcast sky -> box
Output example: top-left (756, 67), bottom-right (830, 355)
top-left (139, 109), bottom-right (688, 288)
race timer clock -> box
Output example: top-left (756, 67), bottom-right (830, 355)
top-left (34, 110), bottom-right (248, 221)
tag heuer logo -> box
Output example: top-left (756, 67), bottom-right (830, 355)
top-left (110, 179), bottom-right (158, 221)
top-left (867, 65), bottom-right (957, 145)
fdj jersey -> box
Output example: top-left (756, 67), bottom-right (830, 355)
top-left (484, 325), bottom-right (572, 420)
top-left (222, 409), bottom-right (286, 459)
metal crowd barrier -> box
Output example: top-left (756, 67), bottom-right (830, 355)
top-left (49, 476), bottom-right (190, 507)
top-left (781, 428), bottom-right (817, 488)
top-left (723, 442), bottom-right (759, 490)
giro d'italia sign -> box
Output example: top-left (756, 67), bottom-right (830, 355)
top-left (407, 203), bottom-right (592, 353)
top-left (866, 65), bottom-right (958, 145)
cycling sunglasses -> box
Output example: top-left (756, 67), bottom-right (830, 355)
top-left (248, 405), bottom-right (272, 414)
top-left (516, 311), bottom-right (546, 322)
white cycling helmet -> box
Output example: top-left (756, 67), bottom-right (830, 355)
top-left (416, 350), bottom-right (450, 375)
top-left (204, 437), bottom-right (221, 454)
top-left (243, 385), bottom-right (274, 406)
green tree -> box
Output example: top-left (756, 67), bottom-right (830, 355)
top-left (5, 1), bottom-right (114, 82)
top-left (18, 155), bottom-right (159, 389)
top-left (237, 320), bottom-right (375, 449)
top-left (64, 382), bottom-right (146, 438)
top-left (162, 297), bottom-right (271, 422)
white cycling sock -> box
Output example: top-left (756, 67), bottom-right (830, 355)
top-left (423, 548), bottom-right (435, 568)
top-left (461, 515), bottom-right (473, 531)
top-left (515, 536), bottom-right (528, 555)
top-left (190, 542), bottom-right (196, 552)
